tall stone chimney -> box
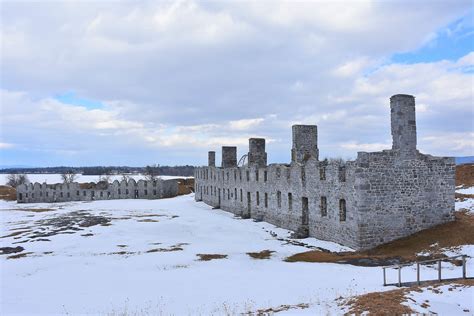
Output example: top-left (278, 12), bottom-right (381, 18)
top-left (291, 125), bottom-right (318, 163)
top-left (208, 151), bottom-right (216, 167)
top-left (390, 94), bottom-right (417, 156)
top-left (221, 146), bottom-right (237, 168)
top-left (248, 138), bottom-right (267, 168)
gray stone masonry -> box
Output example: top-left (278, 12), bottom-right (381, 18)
top-left (222, 146), bottom-right (237, 168)
top-left (194, 94), bottom-right (455, 250)
top-left (248, 138), bottom-right (267, 168)
top-left (292, 125), bottom-right (319, 163)
top-left (208, 151), bottom-right (216, 167)
top-left (16, 179), bottom-right (179, 203)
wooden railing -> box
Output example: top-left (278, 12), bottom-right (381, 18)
top-left (382, 255), bottom-right (469, 287)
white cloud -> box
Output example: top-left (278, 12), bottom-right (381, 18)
top-left (0, 1), bottom-right (472, 165)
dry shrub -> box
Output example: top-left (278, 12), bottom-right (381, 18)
top-left (247, 250), bottom-right (275, 259)
top-left (146, 246), bottom-right (183, 253)
top-left (196, 253), bottom-right (227, 261)
top-left (286, 211), bottom-right (474, 265)
top-left (0, 185), bottom-right (16, 201)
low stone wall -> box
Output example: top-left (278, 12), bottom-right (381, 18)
top-left (16, 178), bottom-right (179, 203)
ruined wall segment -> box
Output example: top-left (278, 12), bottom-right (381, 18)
top-left (194, 94), bottom-right (455, 250)
top-left (16, 179), bottom-right (178, 203)
top-left (208, 151), bottom-right (216, 167)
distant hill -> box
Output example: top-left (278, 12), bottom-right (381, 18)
top-left (456, 156), bottom-right (474, 165)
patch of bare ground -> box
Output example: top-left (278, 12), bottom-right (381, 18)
top-left (0, 246), bottom-right (24, 255)
top-left (137, 219), bottom-right (159, 223)
top-left (286, 211), bottom-right (474, 266)
top-left (117, 244), bottom-right (128, 248)
top-left (456, 192), bottom-right (474, 202)
top-left (13, 208), bottom-right (54, 213)
top-left (146, 246), bottom-right (183, 253)
top-left (341, 279), bottom-right (474, 315)
top-left (7, 252), bottom-right (34, 259)
top-left (248, 303), bottom-right (309, 315)
top-left (247, 250), bottom-right (275, 259)
top-left (0, 185), bottom-right (16, 201)
top-left (196, 254), bottom-right (228, 261)
top-left (456, 163), bottom-right (474, 188)
top-left (1, 230), bottom-right (31, 239)
top-left (133, 214), bottom-right (166, 218)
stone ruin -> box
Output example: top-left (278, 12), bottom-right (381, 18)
top-left (16, 178), bottom-right (179, 203)
top-left (194, 94), bottom-right (455, 250)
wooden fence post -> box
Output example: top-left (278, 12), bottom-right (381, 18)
top-left (438, 260), bottom-right (442, 282)
top-left (398, 267), bottom-right (402, 287)
top-left (383, 268), bottom-right (386, 286)
top-left (417, 262), bottom-right (420, 285)
top-left (462, 255), bottom-right (467, 279)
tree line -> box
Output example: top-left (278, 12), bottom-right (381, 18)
top-left (0, 165), bottom-right (195, 176)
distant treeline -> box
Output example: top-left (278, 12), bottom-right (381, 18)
top-left (0, 165), bottom-right (196, 176)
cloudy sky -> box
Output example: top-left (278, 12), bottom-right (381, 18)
top-left (0, 0), bottom-right (473, 167)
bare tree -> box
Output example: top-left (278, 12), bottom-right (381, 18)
top-left (144, 164), bottom-right (160, 181)
top-left (61, 169), bottom-right (78, 184)
top-left (98, 170), bottom-right (112, 183)
top-left (6, 174), bottom-right (29, 188)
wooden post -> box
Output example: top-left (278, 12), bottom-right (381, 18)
top-left (383, 268), bottom-right (386, 286)
top-left (462, 255), bottom-right (467, 279)
top-left (417, 262), bottom-right (420, 285)
top-left (438, 260), bottom-right (442, 282)
top-left (398, 267), bottom-right (402, 287)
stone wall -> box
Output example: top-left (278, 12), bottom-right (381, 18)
top-left (194, 94), bottom-right (455, 250)
top-left (16, 179), bottom-right (179, 203)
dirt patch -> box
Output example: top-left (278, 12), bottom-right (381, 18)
top-left (247, 250), bottom-right (275, 259)
top-left (197, 254), bottom-right (228, 261)
top-left (0, 246), bottom-right (24, 255)
top-left (117, 245), bottom-right (128, 248)
top-left (286, 211), bottom-right (474, 266)
top-left (146, 247), bottom-right (183, 253)
top-left (456, 163), bottom-right (474, 188)
top-left (133, 214), bottom-right (166, 218)
top-left (13, 208), bottom-right (54, 213)
top-left (250, 303), bottom-right (309, 315)
top-left (7, 252), bottom-right (33, 259)
top-left (0, 185), bottom-right (16, 201)
top-left (456, 192), bottom-right (474, 202)
top-left (81, 233), bottom-right (94, 237)
top-left (341, 279), bottom-right (474, 315)
top-left (137, 219), bottom-right (159, 223)
top-left (1, 230), bottom-right (31, 239)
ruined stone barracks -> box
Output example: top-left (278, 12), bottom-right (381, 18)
top-left (194, 94), bottom-right (455, 250)
top-left (16, 178), bottom-right (178, 203)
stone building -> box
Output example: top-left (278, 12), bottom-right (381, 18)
top-left (194, 95), bottom-right (455, 250)
top-left (16, 178), bottom-right (178, 203)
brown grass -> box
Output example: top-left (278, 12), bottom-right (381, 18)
top-left (247, 250), bottom-right (275, 259)
top-left (0, 185), bottom-right (16, 201)
top-left (178, 178), bottom-right (195, 195)
top-left (456, 163), bottom-right (474, 188)
top-left (146, 247), bottom-right (183, 253)
top-left (196, 253), bottom-right (228, 261)
top-left (13, 208), bottom-right (54, 213)
top-left (1, 230), bottom-right (31, 239)
top-left (286, 211), bottom-right (474, 265)
top-left (7, 252), bottom-right (33, 259)
top-left (343, 279), bottom-right (474, 315)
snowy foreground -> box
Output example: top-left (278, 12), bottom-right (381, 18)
top-left (1, 193), bottom-right (473, 315)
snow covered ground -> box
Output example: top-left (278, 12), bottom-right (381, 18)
top-left (0, 174), bottom-right (191, 185)
top-left (1, 190), bottom-right (473, 315)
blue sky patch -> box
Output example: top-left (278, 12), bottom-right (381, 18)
top-left (392, 13), bottom-right (473, 64)
top-left (55, 92), bottom-right (104, 109)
